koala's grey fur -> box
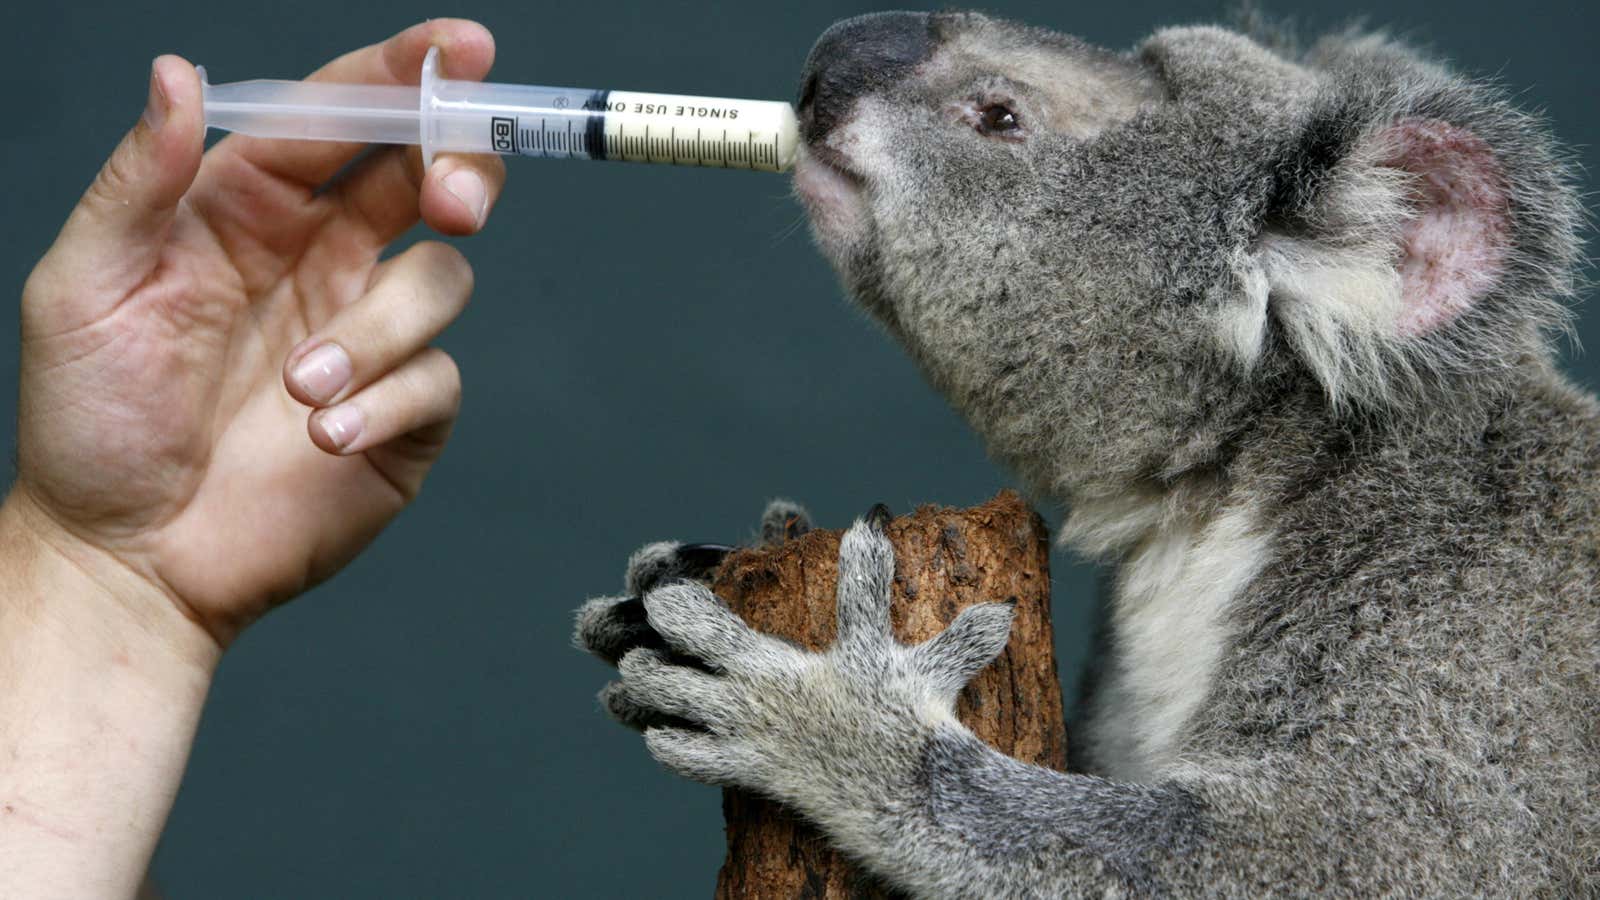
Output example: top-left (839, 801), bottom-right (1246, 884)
top-left (577, 10), bottom-right (1597, 897)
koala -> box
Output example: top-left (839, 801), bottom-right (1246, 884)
top-left (576, 11), bottom-right (1597, 897)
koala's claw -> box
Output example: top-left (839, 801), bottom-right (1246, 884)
top-left (624, 541), bottom-right (732, 597)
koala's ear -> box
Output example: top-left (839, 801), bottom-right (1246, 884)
top-left (1234, 115), bottom-right (1516, 407)
top-left (1362, 119), bottom-right (1510, 335)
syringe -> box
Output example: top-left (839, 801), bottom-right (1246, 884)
top-left (198, 47), bottom-right (798, 172)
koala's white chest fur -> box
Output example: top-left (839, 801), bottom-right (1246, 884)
top-left (1081, 503), bottom-right (1274, 782)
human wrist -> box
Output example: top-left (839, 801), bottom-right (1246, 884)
top-left (0, 486), bottom-right (222, 680)
top-left (0, 487), bottom-right (219, 897)
top-left (0, 482), bottom-right (217, 745)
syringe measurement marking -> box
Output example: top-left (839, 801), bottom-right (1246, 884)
top-left (514, 116), bottom-right (782, 168)
top-left (513, 116), bottom-right (600, 158)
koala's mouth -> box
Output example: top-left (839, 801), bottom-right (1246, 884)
top-left (794, 141), bottom-right (864, 201)
top-left (793, 11), bottom-right (938, 259)
top-left (793, 64), bottom-right (872, 257)
top-left (792, 141), bottom-right (870, 256)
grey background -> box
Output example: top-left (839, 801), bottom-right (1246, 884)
top-left (3, 1), bottom-right (1594, 896)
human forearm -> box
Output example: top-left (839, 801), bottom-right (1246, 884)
top-left (0, 489), bottom-right (219, 899)
top-left (0, 20), bottom-right (495, 897)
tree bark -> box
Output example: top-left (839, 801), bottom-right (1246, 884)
top-left (710, 490), bottom-right (1065, 899)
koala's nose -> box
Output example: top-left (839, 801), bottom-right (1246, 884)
top-left (798, 12), bottom-right (935, 144)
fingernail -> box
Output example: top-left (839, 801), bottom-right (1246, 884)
top-left (144, 59), bottom-right (170, 132)
top-left (442, 168), bottom-right (488, 228)
top-left (291, 343), bottom-right (352, 404)
top-left (313, 405), bottom-right (365, 453)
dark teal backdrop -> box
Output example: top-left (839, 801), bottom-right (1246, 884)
top-left (4, 2), bottom-right (1594, 896)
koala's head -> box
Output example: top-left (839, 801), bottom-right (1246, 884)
top-left (792, 12), bottom-right (1584, 512)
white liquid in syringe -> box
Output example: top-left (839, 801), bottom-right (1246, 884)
top-left (443, 86), bottom-right (793, 170)
top-left (199, 47), bottom-right (799, 172)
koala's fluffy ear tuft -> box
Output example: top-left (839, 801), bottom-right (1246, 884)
top-left (1229, 86), bottom-right (1581, 413)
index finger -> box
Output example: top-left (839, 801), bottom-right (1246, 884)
top-left (217, 19), bottom-right (496, 189)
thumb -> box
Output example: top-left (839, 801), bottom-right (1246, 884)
top-left (47, 55), bottom-right (205, 298)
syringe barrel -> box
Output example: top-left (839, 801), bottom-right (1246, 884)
top-left (199, 55), bottom-right (799, 173)
top-left (425, 80), bottom-right (797, 171)
top-left (202, 79), bottom-right (422, 145)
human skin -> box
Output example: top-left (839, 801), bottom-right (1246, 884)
top-left (0, 20), bottom-right (504, 898)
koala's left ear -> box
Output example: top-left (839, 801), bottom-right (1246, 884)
top-left (1230, 113), bottom-right (1522, 406)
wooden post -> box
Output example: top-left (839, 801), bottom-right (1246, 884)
top-left (709, 490), bottom-right (1066, 899)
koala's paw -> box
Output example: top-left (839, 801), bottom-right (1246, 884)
top-left (573, 497), bottom-right (808, 668)
top-left (602, 511), bottom-right (1017, 815)
top-left (759, 498), bottom-right (812, 546)
top-left (573, 541), bottom-right (732, 666)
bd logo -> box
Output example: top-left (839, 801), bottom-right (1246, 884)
top-left (491, 117), bottom-right (516, 153)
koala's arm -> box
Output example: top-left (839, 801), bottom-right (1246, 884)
top-left (807, 730), bottom-right (1212, 897)
top-left (792, 725), bottom-right (1384, 897)
top-left (789, 724), bottom-right (1213, 896)
top-left (577, 517), bottom-right (1470, 898)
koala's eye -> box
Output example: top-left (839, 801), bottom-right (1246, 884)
top-left (976, 103), bottom-right (1022, 137)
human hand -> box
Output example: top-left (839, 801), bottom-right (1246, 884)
top-left (10, 20), bottom-right (505, 655)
